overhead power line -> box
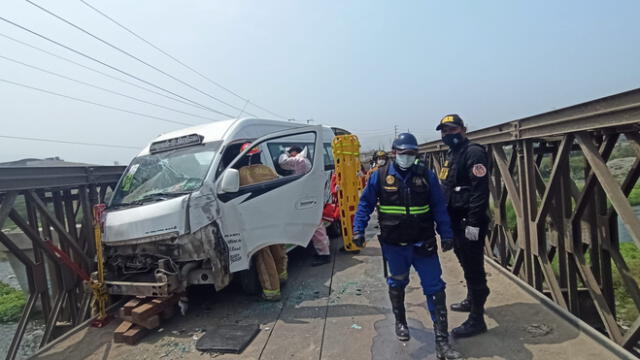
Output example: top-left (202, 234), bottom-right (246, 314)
top-left (80, 0), bottom-right (288, 120)
top-left (0, 32), bottom-right (222, 115)
top-left (27, 0), bottom-right (259, 117)
top-left (0, 134), bottom-right (139, 149)
top-left (0, 53), bottom-right (218, 122)
top-left (0, 15), bottom-right (234, 118)
top-left (0, 77), bottom-right (194, 126)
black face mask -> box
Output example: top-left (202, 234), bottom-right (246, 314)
top-left (442, 133), bottom-right (464, 148)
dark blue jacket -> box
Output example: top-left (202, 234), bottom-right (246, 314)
top-left (353, 162), bottom-right (454, 240)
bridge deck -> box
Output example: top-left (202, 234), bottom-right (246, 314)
top-left (33, 239), bottom-right (627, 360)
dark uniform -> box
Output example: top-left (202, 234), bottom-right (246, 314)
top-left (437, 114), bottom-right (490, 338)
top-left (353, 133), bottom-right (462, 360)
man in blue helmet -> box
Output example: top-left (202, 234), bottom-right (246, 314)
top-left (352, 133), bottom-right (463, 360)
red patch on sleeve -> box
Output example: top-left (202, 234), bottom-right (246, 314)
top-left (472, 164), bottom-right (487, 177)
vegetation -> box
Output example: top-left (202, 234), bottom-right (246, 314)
top-left (614, 243), bottom-right (640, 326)
top-left (0, 281), bottom-right (26, 323)
top-left (629, 184), bottom-right (640, 206)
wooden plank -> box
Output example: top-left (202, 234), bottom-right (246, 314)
top-left (122, 298), bottom-right (143, 316)
top-left (122, 325), bottom-right (148, 345)
top-left (131, 295), bottom-right (178, 323)
top-left (113, 321), bottom-right (133, 343)
top-left (135, 314), bottom-right (161, 330)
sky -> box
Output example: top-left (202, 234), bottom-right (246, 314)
top-left (0, 0), bottom-right (639, 165)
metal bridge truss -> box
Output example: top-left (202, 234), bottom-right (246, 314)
top-left (421, 88), bottom-right (640, 355)
top-left (0, 166), bottom-right (124, 360)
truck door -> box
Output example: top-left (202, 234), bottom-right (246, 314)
top-left (215, 126), bottom-right (324, 272)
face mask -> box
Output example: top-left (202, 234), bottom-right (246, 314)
top-left (442, 133), bottom-right (464, 147)
top-left (377, 159), bottom-right (386, 166)
top-left (395, 154), bottom-right (416, 170)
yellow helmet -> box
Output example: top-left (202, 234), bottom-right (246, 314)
top-left (375, 150), bottom-right (388, 160)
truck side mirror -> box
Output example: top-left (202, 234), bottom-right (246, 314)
top-left (219, 168), bottom-right (240, 193)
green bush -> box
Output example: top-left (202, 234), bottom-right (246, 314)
top-left (0, 281), bottom-right (26, 323)
top-left (614, 243), bottom-right (640, 326)
top-left (628, 184), bottom-right (640, 206)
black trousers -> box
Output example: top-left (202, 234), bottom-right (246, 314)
top-left (451, 216), bottom-right (490, 311)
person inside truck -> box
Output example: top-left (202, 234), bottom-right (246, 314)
top-left (238, 142), bottom-right (288, 300)
top-left (278, 146), bottom-right (331, 266)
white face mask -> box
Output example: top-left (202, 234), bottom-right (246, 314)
top-left (395, 154), bottom-right (416, 169)
top-left (377, 159), bottom-right (386, 166)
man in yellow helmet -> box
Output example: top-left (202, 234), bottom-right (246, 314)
top-left (238, 142), bottom-right (288, 301)
top-left (365, 150), bottom-right (388, 182)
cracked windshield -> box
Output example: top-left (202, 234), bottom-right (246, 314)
top-left (111, 145), bottom-right (217, 206)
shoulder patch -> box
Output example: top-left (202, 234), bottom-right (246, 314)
top-left (472, 164), bottom-right (487, 177)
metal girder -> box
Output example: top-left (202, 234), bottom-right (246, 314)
top-left (576, 133), bottom-right (640, 249)
top-left (0, 166), bottom-right (124, 360)
top-left (0, 166), bottom-right (124, 192)
top-left (419, 88), bottom-right (640, 152)
top-left (420, 88), bottom-right (640, 352)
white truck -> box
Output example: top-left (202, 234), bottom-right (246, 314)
top-left (102, 118), bottom-right (347, 297)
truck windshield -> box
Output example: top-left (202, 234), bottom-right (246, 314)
top-left (110, 143), bottom-right (218, 207)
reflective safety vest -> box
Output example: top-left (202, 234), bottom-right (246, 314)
top-left (377, 164), bottom-right (436, 245)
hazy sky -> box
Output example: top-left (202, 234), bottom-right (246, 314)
top-left (1, 0), bottom-right (639, 165)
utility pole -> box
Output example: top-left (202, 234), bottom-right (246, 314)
top-left (394, 125), bottom-right (398, 138)
top-left (306, 118), bottom-right (314, 124)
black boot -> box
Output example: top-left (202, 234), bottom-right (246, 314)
top-left (452, 289), bottom-right (488, 338)
top-left (389, 287), bottom-right (410, 341)
top-left (451, 307), bottom-right (487, 338)
top-left (431, 291), bottom-right (463, 360)
top-left (450, 295), bottom-right (471, 312)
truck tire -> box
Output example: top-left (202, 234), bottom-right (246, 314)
top-left (238, 259), bottom-right (261, 296)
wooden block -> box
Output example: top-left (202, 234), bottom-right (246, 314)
top-left (134, 314), bottom-right (161, 330)
top-left (117, 308), bottom-right (132, 322)
top-left (122, 298), bottom-right (143, 316)
top-left (131, 295), bottom-right (178, 323)
top-left (122, 325), bottom-right (148, 345)
top-left (113, 321), bottom-right (133, 343)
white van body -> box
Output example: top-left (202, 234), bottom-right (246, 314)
top-left (102, 118), bottom-right (344, 297)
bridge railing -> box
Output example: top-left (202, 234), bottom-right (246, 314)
top-left (420, 88), bottom-right (640, 355)
top-left (0, 166), bottom-right (125, 360)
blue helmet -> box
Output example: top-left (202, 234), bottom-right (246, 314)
top-left (392, 133), bottom-right (418, 151)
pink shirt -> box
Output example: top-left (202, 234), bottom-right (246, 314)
top-left (278, 154), bottom-right (311, 175)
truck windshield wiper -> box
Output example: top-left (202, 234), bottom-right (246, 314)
top-left (135, 191), bottom-right (190, 204)
top-left (108, 202), bottom-right (135, 209)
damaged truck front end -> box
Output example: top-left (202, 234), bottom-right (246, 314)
top-left (102, 135), bottom-right (230, 297)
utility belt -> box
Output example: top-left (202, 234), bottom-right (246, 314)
top-left (380, 236), bottom-right (438, 257)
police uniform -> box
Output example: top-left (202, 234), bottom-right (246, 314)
top-left (437, 115), bottom-right (490, 338)
top-left (353, 133), bottom-right (462, 359)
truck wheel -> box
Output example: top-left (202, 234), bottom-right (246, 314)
top-left (239, 259), bottom-right (261, 296)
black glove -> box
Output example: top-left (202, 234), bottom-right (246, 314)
top-left (441, 238), bottom-right (454, 252)
top-left (353, 232), bottom-right (365, 248)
